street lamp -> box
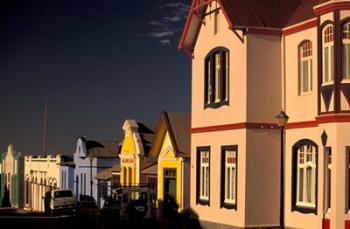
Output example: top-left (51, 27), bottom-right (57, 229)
top-left (275, 110), bottom-right (289, 229)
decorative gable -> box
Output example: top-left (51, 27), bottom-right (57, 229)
top-left (159, 131), bottom-right (176, 160)
top-left (75, 137), bottom-right (87, 158)
top-left (121, 120), bottom-right (144, 155)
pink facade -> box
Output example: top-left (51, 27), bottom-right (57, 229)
top-left (180, 0), bottom-right (350, 228)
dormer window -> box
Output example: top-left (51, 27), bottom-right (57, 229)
top-left (322, 25), bottom-right (334, 85)
top-left (204, 47), bottom-right (229, 108)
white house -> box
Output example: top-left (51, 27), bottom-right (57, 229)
top-left (73, 137), bottom-right (120, 207)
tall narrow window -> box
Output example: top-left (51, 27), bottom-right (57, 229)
top-left (325, 147), bottom-right (331, 211)
top-left (204, 48), bottom-right (229, 107)
top-left (299, 41), bottom-right (313, 93)
top-left (215, 52), bottom-right (221, 102)
top-left (343, 22), bottom-right (350, 80)
top-left (197, 147), bottom-right (210, 205)
top-left (214, 10), bottom-right (219, 35)
top-left (293, 140), bottom-right (318, 214)
top-left (221, 145), bottom-right (237, 209)
top-left (323, 25), bottom-right (334, 84)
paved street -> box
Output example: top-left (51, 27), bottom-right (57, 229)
top-left (0, 208), bottom-right (202, 229)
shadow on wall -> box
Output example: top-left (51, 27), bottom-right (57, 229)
top-left (1, 186), bottom-right (11, 207)
top-left (158, 198), bottom-right (202, 229)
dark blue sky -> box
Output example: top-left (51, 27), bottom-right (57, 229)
top-left (0, 0), bottom-right (191, 155)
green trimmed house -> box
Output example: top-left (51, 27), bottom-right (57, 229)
top-left (0, 144), bottom-right (24, 208)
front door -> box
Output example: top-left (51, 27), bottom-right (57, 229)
top-left (163, 168), bottom-right (177, 218)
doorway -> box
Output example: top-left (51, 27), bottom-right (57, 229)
top-left (163, 168), bottom-right (177, 218)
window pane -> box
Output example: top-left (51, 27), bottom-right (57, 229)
top-left (298, 168), bottom-right (304, 202)
top-left (303, 61), bottom-right (308, 92)
top-left (325, 47), bottom-right (329, 82)
top-left (331, 46), bottom-right (334, 81)
top-left (206, 167), bottom-right (209, 197)
top-left (306, 167), bottom-right (312, 203)
top-left (343, 44), bottom-right (350, 79)
top-left (215, 53), bottom-right (220, 102)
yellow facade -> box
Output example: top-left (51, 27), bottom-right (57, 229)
top-left (157, 132), bottom-right (182, 210)
top-left (120, 130), bottom-right (137, 186)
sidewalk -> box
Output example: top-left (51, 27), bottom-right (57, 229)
top-left (0, 207), bottom-right (44, 216)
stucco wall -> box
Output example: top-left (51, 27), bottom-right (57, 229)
top-left (191, 129), bottom-right (246, 228)
top-left (284, 27), bottom-right (318, 122)
top-left (245, 129), bottom-right (280, 227)
top-left (246, 34), bottom-right (282, 123)
top-left (192, 7), bottom-right (247, 128)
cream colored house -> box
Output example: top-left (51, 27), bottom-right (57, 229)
top-left (0, 144), bottom-right (24, 208)
top-left (180, 0), bottom-right (350, 228)
top-left (283, 1), bottom-right (350, 229)
top-left (24, 155), bottom-right (63, 212)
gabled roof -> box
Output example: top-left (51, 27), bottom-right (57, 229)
top-left (137, 122), bottom-right (157, 155)
top-left (286, 0), bottom-right (326, 27)
top-left (81, 138), bottom-right (121, 158)
top-left (179, 0), bottom-right (302, 50)
top-left (141, 162), bottom-right (158, 175)
top-left (95, 164), bottom-right (120, 181)
top-left (150, 111), bottom-right (191, 158)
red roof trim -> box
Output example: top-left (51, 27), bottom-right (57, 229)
top-left (178, 0), bottom-right (233, 51)
top-left (314, 2), bottom-right (350, 16)
top-left (283, 19), bottom-right (317, 36)
top-left (178, 0), bottom-right (197, 50)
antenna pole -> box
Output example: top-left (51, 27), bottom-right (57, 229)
top-left (43, 96), bottom-right (48, 155)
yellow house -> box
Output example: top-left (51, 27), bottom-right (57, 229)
top-left (119, 120), bottom-right (156, 186)
top-left (149, 112), bottom-right (190, 218)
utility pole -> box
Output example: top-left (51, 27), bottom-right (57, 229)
top-left (42, 96), bottom-right (48, 156)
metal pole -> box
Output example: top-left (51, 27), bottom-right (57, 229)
top-left (280, 126), bottom-right (285, 228)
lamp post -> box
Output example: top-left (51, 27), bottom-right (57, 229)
top-left (275, 111), bottom-right (289, 229)
top-left (321, 130), bottom-right (328, 218)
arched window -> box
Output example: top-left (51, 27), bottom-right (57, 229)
top-left (299, 41), bottom-right (313, 93)
top-left (204, 47), bottom-right (229, 107)
top-left (292, 139), bottom-right (318, 214)
top-left (322, 25), bottom-right (334, 84)
top-left (342, 22), bottom-right (350, 80)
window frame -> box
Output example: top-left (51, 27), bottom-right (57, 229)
top-left (298, 40), bottom-right (313, 94)
top-left (342, 21), bottom-right (350, 81)
top-left (292, 139), bottom-right (318, 214)
top-left (346, 147), bottom-right (350, 213)
top-left (196, 146), bottom-right (210, 206)
top-left (204, 47), bottom-right (229, 109)
top-left (322, 24), bottom-right (334, 85)
top-left (220, 145), bottom-right (238, 209)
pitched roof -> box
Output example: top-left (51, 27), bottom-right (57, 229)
top-left (141, 163), bottom-right (158, 175)
top-left (179, 0), bottom-right (303, 50)
top-left (166, 112), bottom-right (191, 157)
top-left (137, 122), bottom-right (156, 155)
top-left (221, 0), bottom-right (302, 28)
top-left (150, 111), bottom-right (191, 158)
top-left (85, 140), bottom-right (121, 158)
top-left (95, 164), bottom-right (120, 180)
top-left (286, 0), bottom-right (326, 27)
